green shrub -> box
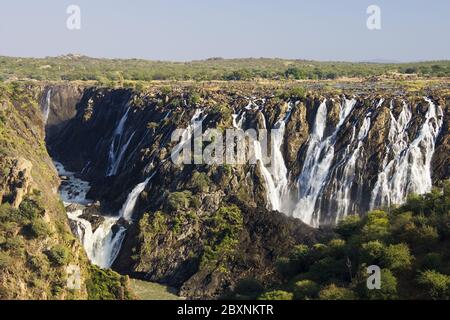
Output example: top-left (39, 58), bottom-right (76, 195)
top-left (381, 243), bottom-right (412, 271)
top-left (86, 265), bottom-right (131, 300)
top-left (358, 269), bottom-right (398, 300)
top-left (336, 215), bottom-right (361, 239)
top-left (190, 171), bottom-right (211, 193)
top-left (276, 257), bottom-right (297, 279)
top-left (318, 284), bottom-right (356, 300)
top-left (27, 254), bottom-right (50, 274)
top-left (258, 290), bottom-right (294, 300)
top-left (0, 252), bottom-right (12, 270)
top-left (167, 191), bottom-right (192, 211)
top-left (360, 241), bottom-right (384, 264)
top-left (234, 278), bottom-right (264, 299)
top-left (293, 280), bottom-right (320, 300)
top-left (417, 270), bottom-right (450, 300)
top-left (46, 244), bottom-right (70, 267)
top-left (362, 210), bottom-right (389, 241)
top-left (25, 219), bottom-right (51, 239)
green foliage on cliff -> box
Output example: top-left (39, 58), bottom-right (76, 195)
top-left (86, 265), bottom-right (133, 300)
top-left (254, 182), bottom-right (450, 300)
top-left (200, 205), bottom-right (243, 272)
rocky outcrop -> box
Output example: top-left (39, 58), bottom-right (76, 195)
top-left (0, 157), bottom-right (33, 208)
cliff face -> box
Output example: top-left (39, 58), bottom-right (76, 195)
top-left (0, 83), bottom-right (131, 300)
top-left (45, 84), bottom-right (448, 298)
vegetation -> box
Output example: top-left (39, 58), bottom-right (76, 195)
top-left (252, 182), bottom-right (450, 300)
top-left (0, 55), bottom-right (449, 83)
top-left (86, 265), bottom-right (133, 300)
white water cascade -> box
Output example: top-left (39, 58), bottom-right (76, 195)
top-left (42, 89), bottom-right (52, 124)
top-left (329, 99), bottom-right (383, 223)
top-left (170, 109), bottom-right (206, 161)
top-left (293, 98), bottom-right (356, 226)
top-left (56, 159), bottom-right (154, 268)
top-left (119, 172), bottom-right (156, 222)
top-left (370, 98), bottom-right (444, 209)
top-left (252, 103), bottom-right (293, 212)
top-left (55, 161), bottom-right (125, 268)
top-left (106, 106), bottom-right (134, 176)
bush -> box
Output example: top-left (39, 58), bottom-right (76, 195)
top-left (381, 243), bottom-right (412, 271)
top-left (25, 219), bottom-right (51, 239)
top-left (362, 210), bottom-right (389, 241)
top-left (0, 252), bottom-right (12, 270)
top-left (417, 270), bottom-right (450, 300)
top-left (167, 191), bottom-right (192, 211)
top-left (276, 257), bottom-right (297, 279)
top-left (308, 257), bottom-right (347, 283)
top-left (258, 290), bottom-right (294, 300)
top-left (46, 244), bottom-right (70, 267)
top-left (86, 265), bottom-right (131, 300)
top-left (318, 284), bottom-right (356, 300)
top-left (336, 215), bottom-right (361, 239)
top-left (288, 244), bottom-right (310, 273)
top-left (293, 280), bottom-right (320, 300)
top-left (360, 241), bottom-right (384, 264)
top-left (234, 278), bottom-right (264, 299)
top-left (190, 171), bottom-right (211, 193)
top-left (27, 254), bottom-right (49, 274)
top-left (358, 269), bottom-right (398, 300)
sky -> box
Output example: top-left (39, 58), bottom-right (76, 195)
top-left (0, 0), bottom-right (449, 62)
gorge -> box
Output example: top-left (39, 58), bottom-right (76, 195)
top-left (40, 83), bottom-right (448, 298)
top-left (1, 80), bottom-right (448, 299)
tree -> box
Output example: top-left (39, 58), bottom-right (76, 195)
top-left (293, 280), bottom-right (320, 300)
top-left (258, 290), bottom-right (294, 300)
top-left (417, 270), bottom-right (450, 300)
top-left (318, 284), bottom-right (356, 300)
top-left (46, 244), bottom-right (70, 267)
top-left (381, 243), bottom-right (412, 271)
top-left (234, 278), bottom-right (264, 300)
top-left (358, 269), bottom-right (398, 300)
top-left (360, 240), bottom-right (384, 265)
top-left (361, 210), bottom-right (389, 241)
top-left (336, 215), bottom-right (361, 239)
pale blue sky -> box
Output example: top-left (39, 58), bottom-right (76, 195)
top-left (0, 0), bottom-right (448, 61)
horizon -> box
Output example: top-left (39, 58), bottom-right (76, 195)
top-left (1, 0), bottom-right (449, 62)
top-left (1, 53), bottom-right (449, 65)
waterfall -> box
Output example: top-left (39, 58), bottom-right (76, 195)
top-left (67, 210), bottom-right (126, 268)
top-left (119, 173), bottom-right (155, 222)
top-left (253, 103), bottom-right (293, 212)
top-left (55, 160), bottom-right (141, 269)
top-left (171, 109), bottom-right (206, 159)
top-left (106, 106), bottom-right (134, 176)
top-left (293, 98), bottom-right (356, 226)
top-left (42, 89), bottom-right (52, 124)
top-left (329, 99), bottom-right (383, 222)
top-left (370, 98), bottom-right (443, 209)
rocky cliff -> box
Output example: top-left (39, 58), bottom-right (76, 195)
top-left (0, 82), bottom-right (131, 300)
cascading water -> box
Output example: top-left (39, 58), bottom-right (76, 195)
top-left (106, 106), bottom-right (134, 176)
top-left (42, 89), bottom-right (52, 124)
top-left (370, 98), bottom-right (444, 209)
top-left (55, 161), bottom-right (125, 268)
top-left (55, 159), bottom-right (154, 268)
top-left (119, 172), bottom-right (156, 222)
top-left (327, 99), bottom-right (383, 223)
top-left (293, 98), bottom-right (356, 226)
top-left (170, 109), bottom-right (206, 161)
top-left (251, 103), bottom-right (293, 212)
